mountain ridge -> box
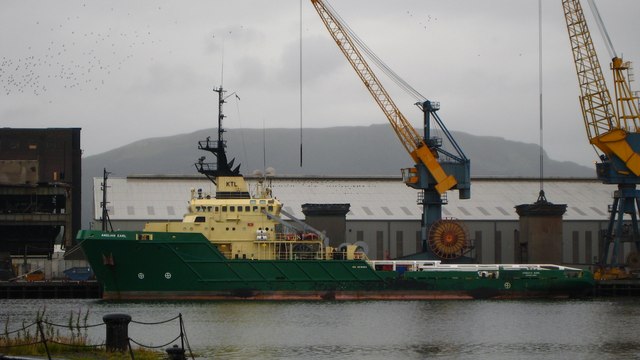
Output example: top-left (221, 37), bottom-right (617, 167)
top-left (80, 124), bottom-right (595, 226)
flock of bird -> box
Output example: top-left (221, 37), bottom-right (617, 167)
top-left (0, 9), bottom-right (161, 98)
top-left (406, 9), bottom-right (438, 30)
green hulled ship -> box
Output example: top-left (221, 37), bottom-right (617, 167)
top-left (78, 87), bottom-right (594, 300)
top-left (78, 229), bottom-right (594, 300)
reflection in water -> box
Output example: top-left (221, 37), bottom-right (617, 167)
top-left (0, 298), bottom-right (639, 359)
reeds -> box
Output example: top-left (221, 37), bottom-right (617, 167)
top-left (0, 306), bottom-right (163, 359)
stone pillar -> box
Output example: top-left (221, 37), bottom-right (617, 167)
top-left (301, 204), bottom-right (350, 248)
top-left (515, 191), bottom-right (567, 264)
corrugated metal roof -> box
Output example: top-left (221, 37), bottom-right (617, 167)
top-left (94, 176), bottom-right (612, 222)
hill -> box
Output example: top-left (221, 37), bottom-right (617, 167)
top-left (81, 124), bottom-right (594, 226)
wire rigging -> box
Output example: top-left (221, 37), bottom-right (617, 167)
top-left (322, 0), bottom-right (426, 102)
top-left (233, 94), bottom-right (249, 171)
top-left (586, 0), bottom-right (617, 59)
top-left (299, 0), bottom-right (304, 167)
top-left (539, 0), bottom-right (545, 193)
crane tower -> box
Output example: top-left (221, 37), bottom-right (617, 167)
top-left (562, 0), bottom-right (640, 277)
top-left (310, 0), bottom-right (471, 260)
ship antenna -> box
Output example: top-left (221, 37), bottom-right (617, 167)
top-left (214, 86), bottom-right (226, 145)
top-left (100, 168), bottom-right (114, 232)
top-left (220, 39), bottom-right (225, 88)
top-left (262, 117), bottom-right (267, 182)
top-left (195, 86), bottom-right (242, 183)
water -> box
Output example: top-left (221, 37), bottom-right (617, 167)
top-left (1, 298), bottom-right (640, 359)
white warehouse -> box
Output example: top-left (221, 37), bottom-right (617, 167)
top-left (91, 175), bottom-right (623, 268)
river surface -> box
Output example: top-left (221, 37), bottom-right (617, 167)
top-left (1, 298), bottom-right (639, 359)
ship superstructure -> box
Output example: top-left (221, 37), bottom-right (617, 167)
top-left (142, 86), bottom-right (344, 262)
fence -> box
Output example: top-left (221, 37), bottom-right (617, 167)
top-left (0, 312), bottom-right (194, 360)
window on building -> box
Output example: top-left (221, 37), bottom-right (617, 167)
top-left (401, 207), bottom-right (413, 216)
top-left (586, 231), bottom-right (593, 264)
top-left (475, 231), bottom-right (482, 263)
top-left (396, 231), bottom-right (403, 258)
top-left (494, 231), bottom-right (502, 263)
top-left (376, 231), bottom-right (384, 259)
top-left (571, 207), bottom-right (587, 216)
top-left (572, 231), bottom-right (580, 264)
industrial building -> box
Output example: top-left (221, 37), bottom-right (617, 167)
top-left (91, 175), bottom-right (620, 269)
top-left (0, 128), bottom-right (81, 253)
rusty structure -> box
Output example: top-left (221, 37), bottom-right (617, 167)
top-left (515, 191), bottom-right (568, 264)
top-left (0, 128), bottom-right (81, 258)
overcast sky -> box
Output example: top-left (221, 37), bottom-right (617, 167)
top-left (1, 0), bottom-right (639, 168)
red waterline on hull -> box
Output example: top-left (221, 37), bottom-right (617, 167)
top-left (101, 291), bottom-right (573, 301)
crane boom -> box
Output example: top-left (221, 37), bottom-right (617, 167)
top-left (310, 0), bottom-right (457, 194)
top-left (563, 0), bottom-right (640, 177)
top-left (562, 0), bottom-right (640, 273)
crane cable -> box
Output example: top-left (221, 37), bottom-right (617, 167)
top-left (299, 0), bottom-right (304, 167)
top-left (322, 0), bottom-right (427, 103)
top-left (586, 0), bottom-right (617, 59)
top-left (538, 0), bottom-right (545, 195)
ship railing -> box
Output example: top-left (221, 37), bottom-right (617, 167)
top-left (273, 232), bottom-right (319, 242)
top-left (368, 260), bottom-right (441, 272)
top-left (329, 249), bottom-right (369, 261)
top-left (367, 261), bottom-right (581, 273)
top-left (253, 239), bottom-right (325, 261)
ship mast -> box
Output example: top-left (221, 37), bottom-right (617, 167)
top-left (195, 86), bottom-right (242, 184)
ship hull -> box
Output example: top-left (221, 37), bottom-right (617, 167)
top-left (100, 290), bottom-right (586, 301)
top-left (78, 230), bottom-right (595, 301)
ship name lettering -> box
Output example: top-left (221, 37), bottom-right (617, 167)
top-left (226, 181), bottom-right (237, 187)
top-left (101, 233), bottom-right (127, 238)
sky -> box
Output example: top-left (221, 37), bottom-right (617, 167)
top-left (1, 0), bottom-right (639, 168)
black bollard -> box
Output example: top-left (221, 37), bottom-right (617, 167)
top-left (166, 344), bottom-right (187, 360)
top-left (103, 313), bottom-right (132, 352)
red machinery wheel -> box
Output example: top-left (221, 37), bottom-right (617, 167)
top-left (428, 219), bottom-right (469, 259)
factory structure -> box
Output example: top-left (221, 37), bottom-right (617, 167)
top-left (91, 174), bottom-right (618, 269)
top-left (0, 127), bottom-right (624, 279)
top-left (0, 128), bottom-right (85, 280)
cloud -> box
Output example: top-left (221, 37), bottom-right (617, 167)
top-left (0, 0), bottom-right (638, 169)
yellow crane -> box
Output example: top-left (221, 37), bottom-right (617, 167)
top-left (310, 0), bottom-right (471, 259)
top-left (562, 0), bottom-right (640, 276)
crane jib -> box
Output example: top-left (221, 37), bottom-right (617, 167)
top-left (311, 0), bottom-right (464, 195)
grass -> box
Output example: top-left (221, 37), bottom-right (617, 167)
top-left (0, 307), bottom-right (167, 359)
